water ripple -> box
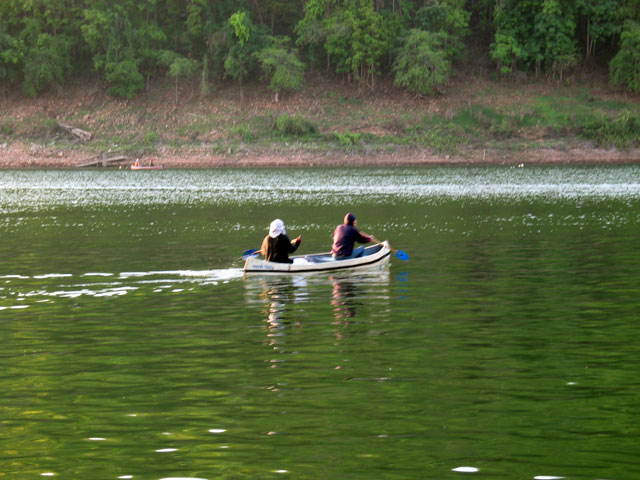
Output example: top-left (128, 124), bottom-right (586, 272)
top-left (1, 166), bottom-right (639, 212)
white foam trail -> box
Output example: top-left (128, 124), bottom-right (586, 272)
top-left (33, 274), bottom-right (73, 279)
top-left (119, 268), bottom-right (243, 281)
top-left (159, 478), bottom-right (208, 480)
top-left (453, 466), bottom-right (479, 473)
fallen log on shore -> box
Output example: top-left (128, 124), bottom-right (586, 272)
top-left (57, 122), bottom-right (93, 141)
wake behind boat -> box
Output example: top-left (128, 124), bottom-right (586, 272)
top-left (244, 241), bottom-right (392, 274)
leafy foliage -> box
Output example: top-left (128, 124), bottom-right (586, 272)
top-left (0, 30), bottom-right (22, 88)
top-left (334, 131), bottom-right (362, 145)
top-left (394, 30), bottom-right (451, 95)
top-left (104, 57), bottom-right (144, 99)
top-left (224, 11), bottom-right (266, 95)
top-left (0, 0), bottom-right (639, 97)
top-left (491, 0), bottom-right (577, 78)
top-left (81, 3), bottom-right (156, 98)
top-left (576, 0), bottom-right (620, 57)
top-left (296, 0), bottom-right (396, 87)
top-left (610, 20), bottom-right (640, 93)
top-left (414, 1), bottom-right (470, 60)
top-left (22, 34), bottom-right (72, 97)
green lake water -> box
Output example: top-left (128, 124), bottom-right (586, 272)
top-left (1, 166), bottom-right (639, 480)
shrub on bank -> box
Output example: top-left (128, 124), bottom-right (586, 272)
top-left (274, 114), bottom-right (317, 137)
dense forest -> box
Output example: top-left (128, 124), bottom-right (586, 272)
top-left (1, 0), bottom-right (640, 100)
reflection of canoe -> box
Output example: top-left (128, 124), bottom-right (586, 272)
top-left (244, 241), bottom-right (391, 274)
top-left (131, 165), bottom-right (163, 170)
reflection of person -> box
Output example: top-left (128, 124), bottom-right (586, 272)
top-left (331, 213), bottom-right (373, 260)
top-left (331, 274), bottom-right (359, 320)
top-left (261, 219), bottom-right (301, 263)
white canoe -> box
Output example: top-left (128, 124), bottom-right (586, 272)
top-left (244, 241), bottom-right (391, 274)
top-left (131, 165), bottom-right (164, 170)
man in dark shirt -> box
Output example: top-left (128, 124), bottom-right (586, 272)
top-left (331, 213), bottom-right (373, 260)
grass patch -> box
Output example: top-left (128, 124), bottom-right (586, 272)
top-left (580, 111), bottom-right (640, 148)
top-left (1, 119), bottom-right (15, 136)
top-left (453, 106), bottom-right (502, 131)
top-left (12, 115), bottom-right (60, 139)
top-left (230, 124), bottom-right (254, 142)
top-left (143, 131), bottom-right (160, 144)
top-left (333, 131), bottom-right (362, 146)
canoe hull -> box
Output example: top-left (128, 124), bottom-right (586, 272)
top-left (244, 241), bottom-right (391, 274)
top-left (131, 165), bottom-right (163, 170)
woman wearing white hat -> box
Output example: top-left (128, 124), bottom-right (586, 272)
top-left (260, 219), bottom-right (301, 263)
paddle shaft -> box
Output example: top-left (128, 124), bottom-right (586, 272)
top-left (366, 235), bottom-right (409, 261)
top-left (367, 235), bottom-right (398, 253)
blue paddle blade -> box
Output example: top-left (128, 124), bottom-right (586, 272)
top-left (394, 250), bottom-right (409, 261)
top-left (241, 248), bottom-right (259, 260)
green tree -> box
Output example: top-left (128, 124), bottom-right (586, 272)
top-left (0, 30), bottom-right (21, 96)
top-left (104, 57), bottom-right (144, 99)
top-left (576, 0), bottom-right (619, 58)
top-left (224, 10), bottom-right (266, 98)
top-left (296, 0), bottom-right (395, 87)
top-left (22, 32), bottom-right (72, 96)
top-left (257, 38), bottom-right (305, 101)
top-left (491, 0), bottom-right (533, 73)
top-left (158, 50), bottom-right (200, 104)
top-left (414, 0), bottom-right (470, 60)
top-left (224, 11), bottom-right (252, 97)
top-left (82, 1), bottom-right (170, 98)
top-left (491, 0), bottom-right (577, 78)
top-left (295, 0), bottom-right (334, 70)
top-left (393, 29), bottom-right (450, 95)
top-left (82, 4), bottom-right (144, 98)
top-left (618, 0), bottom-right (640, 22)
top-left (535, 0), bottom-right (578, 80)
top-left (3, 0), bottom-right (88, 96)
top-left (610, 20), bottom-right (640, 93)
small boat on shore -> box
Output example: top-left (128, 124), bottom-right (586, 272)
top-left (131, 164), bottom-right (164, 170)
top-left (244, 241), bottom-right (392, 274)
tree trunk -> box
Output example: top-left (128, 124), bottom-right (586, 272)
top-left (252, 0), bottom-right (265, 26)
top-left (586, 19), bottom-right (593, 57)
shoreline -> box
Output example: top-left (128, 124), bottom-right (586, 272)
top-left (1, 142), bottom-right (639, 168)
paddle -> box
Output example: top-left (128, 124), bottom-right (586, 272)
top-left (241, 248), bottom-right (260, 261)
top-left (368, 236), bottom-right (410, 261)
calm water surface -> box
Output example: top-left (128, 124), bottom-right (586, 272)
top-left (1, 166), bottom-right (639, 480)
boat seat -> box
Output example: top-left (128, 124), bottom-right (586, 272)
top-left (305, 255), bottom-right (333, 263)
